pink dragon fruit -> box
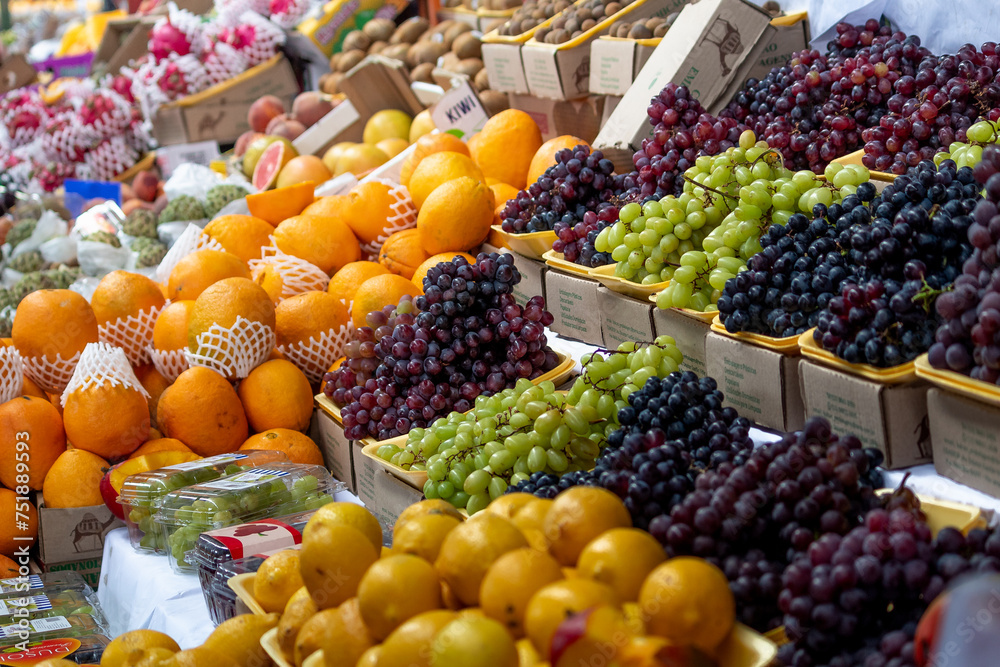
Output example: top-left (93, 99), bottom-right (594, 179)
top-left (149, 19), bottom-right (193, 61)
top-left (220, 24), bottom-right (257, 50)
top-left (158, 62), bottom-right (191, 97)
top-left (110, 74), bottom-right (135, 103)
top-left (268, 0), bottom-right (308, 29)
top-left (31, 160), bottom-right (77, 193)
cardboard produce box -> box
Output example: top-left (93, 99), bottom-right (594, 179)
top-left (152, 55), bottom-right (300, 147)
top-left (36, 497), bottom-right (123, 588)
top-left (92, 16), bottom-right (154, 73)
top-left (508, 93), bottom-right (605, 143)
top-left (706, 332), bottom-right (804, 432)
top-left (798, 360), bottom-right (932, 469)
top-left (928, 388), bottom-right (1000, 498)
top-left (37, 556), bottom-right (103, 589)
top-left (598, 288), bottom-right (655, 350)
top-left (593, 0), bottom-right (773, 170)
top-left (0, 55), bottom-right (37, 96)
top-left (544, 270), bottom-right (603, 346)
top-left (589, 36), bottom-right (661, 96)
top-left (315, 399), bottom-right (355, 493)
top-left (652, 307), bottom-right (710, 377)
top-left (366, 469), bottom-right (424, 538)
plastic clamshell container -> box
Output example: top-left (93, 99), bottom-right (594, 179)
top-left (0, 588), bottom-right (97, 624)
top-left (0, 611), bottom-right (110, 658)
top-left (118, 450), bottom-right (291, 554)
top-left (589, 263), bottom-right (670, 299)
top-left (833, 149), bottom-right (897, 182)
top-left (0, 572), bottom-right (92, 600)
top-left (914, 353), bottom-right (1000, 408)
top-left (154, 463), bottom-right (342, 573)
top-left (542, 249), bottom-right (595, 277)
top-left (215, 555), bottom-right (268, 623)
top-left (875, 489), bottom-right (986, 536)
top-left (710, 315), bottom-right (801, 353)
top-left (489, 224), bottom-right (556, 260)
top-left (798, 329), bottom-right (916, 384)
top-left (261, 627), bottom-right (296, 667)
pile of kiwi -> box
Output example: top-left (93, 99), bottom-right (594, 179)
top-left (531, 0), bottom-right (637, 44)
top-left (496, 0), bottom-right (572, 36)
top-left (606, 12), bottom-right (678, 39)
top-left (321, 17), bottom-right (509, 115)
top-left (441, 0), bottom-right (520, 11)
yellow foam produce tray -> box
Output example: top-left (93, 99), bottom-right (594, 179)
top-left (542, 249), bottom-right (593, 277)
top-left (710, 316), bottom-right (801, 354)
top-left (875, 489), bottom-right (986, 536)
top-left (798, 329), bottom-right (916, 384)
top-left (362, 438), bottom-right (427, 490)
top-left (260, 627), bottom-right (294, 667)
top-left (590, 264), bottom-right (670, 300)
top-left (833, 149), bottom-right (897, 182)
top-left (490, 224), bottom-right (557, 260)
top-left (914, 353), bottom-right (1000, 408)
top-left (228, 572), bottom-right (266, 616)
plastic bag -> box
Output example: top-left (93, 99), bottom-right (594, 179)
top-left (164, 164), bottom-right (259, 203)
top-left (76, 241), bottom-right (131, 277)
top-left (39, 236), bottom-right (77, 266)
top-left (158, 221), bottom-right (200, 248)
top-left (11, 209), bottom-right (68, 257)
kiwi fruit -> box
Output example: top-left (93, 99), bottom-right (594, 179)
top-left (328, 53), bottom-right (341, 71)
top-left (429, 20), bottom-right (457, 37)
top-left (444, 22), bottom-right (474, 44)
top-left (381, 43), bottom-right (412, 64)
top-left (479, 90), bottom-right (509, 116)
top-left (391, 16), bottom-right (430, 44)
top-left (409, 41), bottom-right (447, 65)
top-left (362, 17), bottom-right (395, 42)
top-left (337, 49), bottom-right (366, 72)
top-left (453, 58), bottom-right (484, 78)
top-left (368, 40), bottom-right (387, 54)
top-left (628, 23), bottom-right (652, 39)
top-left (653, 23), bottom-right (668, 37)
top-left (474, 68), bottom-right (490, 91)
top-left (320, 72), bottom-right (343, 95)
top-left (410, 62), bottom-right (435, 83)
top-left (545, 28), bottom-right (569, 43)
top-left (342, 31), bottom-right (371, 52)
top-left (452, 33), bottom-right (482, 60)
top-left (441, 51), bottom-right (462, 71)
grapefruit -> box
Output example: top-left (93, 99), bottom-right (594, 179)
top-left (243, 136), bottom-right (293, 179)
top-left (364, 110), bottom-right (412, 144)
top-left (277, 156), bottom-right (332, 189)
top-left (322, 142), bottom-right (357, 174)
top-left (335, 144), bottom-right (389, 176)
top-left (253, 141), bottom-right (297, 191)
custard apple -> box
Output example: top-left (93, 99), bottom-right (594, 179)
top-left (0, 288), bottom-right (17, 312)
top-left (14, 271), bottom-right (56, 301)
top-left (159, 195), bottom-right (206, 224)
top-left (205, 184), bottom-right (249, 218)
top-left (44, 267), bottom-right (81, 289)
top-left (8, 250), bottom-right (43, 274)
top-left (0, 314), bottom-right (10, 338)
top-left (6, 218), bottom-right (36, 248)
top-left (123, 209), bottom-right (158, 238)
top-left (132, 237), bottom-right (168, 268)
top-left (83, 231), bottom-right (122, 248)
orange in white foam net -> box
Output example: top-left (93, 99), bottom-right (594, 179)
top-left (148, 348), bottom-right (190, 383)
top-left (99, 303), bottom-right (165, 367)
top-left (22, 351), bottom-right (82, 396)
top-left (357, 179), bottom-right (418, 261)
top-left (156, 224), bottom-right (225, 284)
top-left (0, 347), bottom-right (23, 404)
top-left (60, 342), bottom-right (150, 407)
top-left (249, 245), bottom-right (330, 299)
top-left (185, 315), bottom-right (276, 380)
top-left (277, 324), bottom-right (353, 384)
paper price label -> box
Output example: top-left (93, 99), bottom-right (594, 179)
top-left (0, 615), bottom-right (70, 638)
top-left (206, 469), bottom-right (291, 490)
top-left (0, 595), bottom-right (52, 616)
top-left (0, 576), bottom-right (42, 595)
top-left (431, 81), bottom-right (489, 138)
top-left (156, 141), bottom-right (222, 178)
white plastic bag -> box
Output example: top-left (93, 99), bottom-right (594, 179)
top-left (164, 163), bottom-right (260, 203)
top-left (39, 236), bottom-right (77, 265)
top-left (76, 240), bottom-right (131, 278)
top-left (11, 209), bottom-right (68, 257)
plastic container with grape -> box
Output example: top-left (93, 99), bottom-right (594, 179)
top-left (0, 587), bottom-right (101, 625)
top-left (0, 572), bottom-right (92, 600)
top-left (0, 611), bottom-right (111, 663)
top-left (118, 450), bottom-right (291, 554)
top-left (154, 463), bottom-right (342, 573)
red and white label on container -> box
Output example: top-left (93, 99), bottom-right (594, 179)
top-left (205, 519), bottom-right (303, 560)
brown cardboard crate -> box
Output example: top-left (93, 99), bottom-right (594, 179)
top-left (508, 94), bottom-right (606, 143)
top-left (36, 556), bottom-right (102, 589)
top-left (0, 55), bottom-right (37, 96)
top-left (315, 405), bottom-right (355, 493)
top-left (37, 498), bottom-right (123, 567)
top-left (799, 360), bottom-right (932, 469)
top-left (589, 38), bottom-right (661, 96)
top-left (367, 469), bottom-right (424, 538)
top-left (706, 332), bottom-right (804, 432)
top-left (652, 307), bottom-right (710, 377)
top-left (353, 441), bottom-right (382, 515)
top-left (929, 388), bottom-right (1000, 498)
top-left (598, 287), bottom-right (655, 349)
top-left (544, 270), bottom-right (604, 346)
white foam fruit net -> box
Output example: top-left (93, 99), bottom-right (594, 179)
top-left (359, 180), bottom-right (418, 260)
top-left (185, 316), bottom-right (275, 380)
top-left (249, 244), bottom-right (330, 298)
top-left (99, 304), bottom-right (165, 367)
top-left (60, 342), bottom-right (150, 407)
top-left (278, 325), bottom-right (352, 384)
top-left (156, 224), bottom-right (225, 283)
top-left (23, 350), bottom-right (82, 396)
top-left (149, 348), bottom-right (190, 383)
top-left (0, 347), bottom-right (23, 405)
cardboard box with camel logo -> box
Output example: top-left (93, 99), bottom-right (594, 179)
top-left (36, 499), bottom-right (124, 587)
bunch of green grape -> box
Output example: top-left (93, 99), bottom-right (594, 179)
top-left (160, 474), bottom-right (332, 569)
top-left (934, 119), bottom-right (1000, 169)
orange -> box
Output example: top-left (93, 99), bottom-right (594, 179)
top-left (345, 181), bottom-right (412, 246)
top-left (351, 274), bottom-right (420, 330)
top-left (544, 486), bottom-right (631, 566)
top-left (400, 133), bottom-right (471, 187)
top-left (434, 514), bottom-right (528, 607)
top-left (0, 395), bottom-right (66, 490)
top-left (308, 502), bottom-right (384, 553)
top-left (358, 554), bottom-right (442, 640)
top-left (378, 228), bottom-right (430, 280)
top-left (523, 579), bottom-right (617, 655)
top-left (302, 194), bottom-right (350, 219)
top-left (246, 181), bottom-right (315, 225)
top-left (20, 376), bottom-right (46, 399)
top-left (129, 438), bottom-right (193, 458)
top-left (378, 610), bottom-right (458, 667)
top-left (318, 598), bottom-right (376, 667)
top-left (490, 183), bottom-right (519, 224)
top-left (166, 249), bottom-right (250, 301)
top-left (300, 522), bottom-right (379, 610)
top-left (526, 135), bottom-right (588, 186)
top-left (638, 557), bottom-right (735, 654)
top-left (273, 215), bottom-right (361, 275)
top-left (277, 156), bottom-right (331, 189)
top-left (133, 364), bottom-right (171, 428)
top-left (100, 629), bottom-right (180, 667)
top-left (470, 110), bottom-right (543, 190)
top-left (480, 548), bottom-right (564, 638)
top-left (41, 449), bottom-right (108, 508)
top-left (0, 489), bottom-right (36, 556)
top-left (203, 215), bottom-right (275, 264)
top-left (63, 381), bottom-right (150, 460)
top-left (391, 513), bottom-right (462, 564)
top-left (277, 586), bottom-right (316, 660)
top-left (12, 290), bottom-right (98, 368)
top-left (187, 277), bottom-right (276, 355)
top-left (410, 252), bottom-right (476, 291)
top-left (254, 550), bottom-right (304, 613)
top-left (156, 366), bottom-right (248, 456)
top-left (251, 262), bottom-right (284, 304)
top-left (91, 271), bottom-right (166, 327)
top-left (152, 301), bottom-right (195, 352)
top-left (430, 616), bottom-right (518, 667)
top-left (576, 528), bottom-right (666, 602)
top-left (407, 152), bottom-right (485, 210)
top-left (274, 291), bottom-right (350, 349)
top-left (510, 498), bottom-right (553, 552)
top-left (240, 428), bottom-right (323, 465)
top-left (328, 262), bottom-right (391, 303)
top-left (0, 555), bottom-right (18, 578)
top-left (485, 493), bottom-right (537, 521)
top-left (394, 500), bottom-right (465, 533)
top-left (238, 359), bottom-right (314, 431)
top-left (417, 177), bottom-right (494, 255)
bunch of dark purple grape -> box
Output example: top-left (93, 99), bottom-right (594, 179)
top-left (717, 182), bottom-right (878, 337)
top-left (929, 144), bottom-right (1000, 381)
top-left (509, 372), bottom-right (754, 522)
top-left (812, 159), bottom-right (979, 366)
top-left (322, 253), bottom-right (558, 441)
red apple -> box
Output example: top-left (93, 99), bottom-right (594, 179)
top-left (915, 593), bottom-right (948, 667)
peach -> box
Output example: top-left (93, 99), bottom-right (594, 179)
top-left (291, 92), bottom-right (334, 128)
top-left (132, 171), bottom-right (159, 203)
top-left (235, 131), bottom-right (264, 158)
top-left (121, 199), bottom-right (154, 216)
top-left (248, 95), bottom-right (286, 133)
top-left (268, 118), bottom-right (307, 141)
